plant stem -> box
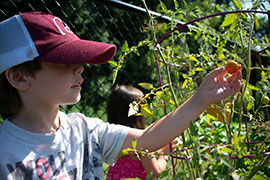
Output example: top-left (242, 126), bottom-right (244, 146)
top-left (233, 12), bottom-right (254, 169)
top-left (141, 0), bottom-right (178, 176)
top-left (246, 155), bottom-right (270, 180)
top-left (237, 14), bottom-right (254, 138)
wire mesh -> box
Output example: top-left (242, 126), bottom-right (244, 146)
top-left (0, 0), bottom-right (150, 121)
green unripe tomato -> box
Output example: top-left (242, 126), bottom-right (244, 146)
top-left (261, 95), bottom-right (270, 105)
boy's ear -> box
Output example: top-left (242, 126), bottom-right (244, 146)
top-left (5, 69), bottom-right (30, 90)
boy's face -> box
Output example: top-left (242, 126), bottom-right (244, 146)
top-left (27, 61), bottom-right (84, 107)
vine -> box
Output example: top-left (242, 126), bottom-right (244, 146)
top-left (110, 0), bottom-right (270, 179)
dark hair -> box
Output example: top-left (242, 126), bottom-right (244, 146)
top-left (107, 85), bottom-right (146, 129)
top-left (0, 60), bottom-right (41, 118)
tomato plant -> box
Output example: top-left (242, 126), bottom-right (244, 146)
top-left (110, 0), bottom-right (270, 179)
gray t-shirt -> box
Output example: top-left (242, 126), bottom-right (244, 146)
top-left (0, 111), bottom-right (129, 180)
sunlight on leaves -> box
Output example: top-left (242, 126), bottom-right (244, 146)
top-left (188, 54), bottom-right (200, 63)
top-left (220, 14), bottom-right (237, 28)
top-left (132, 138), bottom-right (137, 149)
top-left (155, 91), bottom-right (175, 105)
top-left (128, 102), bottom-right (139, 117)
top-left (233, 0), bottom-right (242, 10)
top-left (138, 83), bottom-right (154, 90)
top-left (141, 104), bottom-right (155, 118)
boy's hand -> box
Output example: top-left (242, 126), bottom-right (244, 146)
top-left (123, 66), bottom-right (241, 153)
top-left (196, 66), bottom-right (242, 106)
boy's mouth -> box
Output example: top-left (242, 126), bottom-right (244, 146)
top-left (71, 79), bottom-right (84, 88)
top-left (71, 84), bottom-right (81, 88)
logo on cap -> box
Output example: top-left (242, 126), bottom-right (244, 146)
top-left (53, 17), bottom-right (73, 35)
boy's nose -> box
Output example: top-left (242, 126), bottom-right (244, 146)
top-left (74, 64), bottom-right (84, 75)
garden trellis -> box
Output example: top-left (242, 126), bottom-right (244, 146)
top-left (130, 1), bottom-right (270, 179)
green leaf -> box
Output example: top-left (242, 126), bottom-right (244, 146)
top-left (155, 91), bottom-right (175, 105)
top-left (145, 171), bottom-right (153, 180)
top-left (216, 46), bottom-right (223, 54)
top-left (233, 0), bottom-right (242, 9)
top-left (189, 120), bottom-right (197, 136)
top-left (218, 54), bottom-right (225, 60)
top-left (174, 172), bottom-right (187, 179)
top-left (184, 43), bottom-right (189, 53)
top-left (231, 31), bottom-right (239, 40)
top-left (159, 1), bottom-right (167, 12)
top-left (254, 16), bottom-right (260, 29)
top-left (107, 60), bottom-right (117, 68)
top-left (120, 148), bottom-right (132, 157)
top-left (240, 13), bottom-right (247, 19)
top-left (220, 14), bottom-right (237, 28)
top-left (221, 147), bottom-right (232, 154)
top-left (265, 35), bottom-right (269, 43)
top-left (131, 46), bottom-right (140, 56)
top-left (188, 54), bottom-right (200, 63)
top-left (221, 158), bottom-right (233, 169)
top-left (112, 69), bottom-right (118, 85)
top-left (141, 104), bottom-right (155, 118)
top-left (173, 0), bottom-right (179, 9)
top-left (122, 41), bottom-right (129, 53)
top-left (159, 169), bottom-right (169, 179)
top-left (192, 151), bottom-right (199, 164)
top-left (182, 79), bottom-right (188, 89)
top-left (216, 6), bottom-right (223, 12)
top-left (132, 138), bottom-right (137, 149)
top-left (266, 50), bottom-right (270, 56)
top-left (247, 97), bottom-right (255, 111)
top-left (253, 174), bottom-right (268, 180)
top-left (248, 84), bottom-right (261, 91)
top-left (185, 139), bottom-right (194, 147)
top-left (229, 22), bottom-right (236, 32)
top-left (195, 67), bottom-right (204, 71)
top-left (138, 83), bottom-right (153, 90)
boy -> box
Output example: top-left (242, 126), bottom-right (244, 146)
top-left (0, 12), bottom-right (242, 179)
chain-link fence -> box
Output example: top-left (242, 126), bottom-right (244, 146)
top-left (2, 0), bottom-right (268, 123)
top-left (0, 0), bottom-right (160, 121)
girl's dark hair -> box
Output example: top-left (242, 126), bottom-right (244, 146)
top-left (107, 85), bottom-right (146, 129)
top-left (0, 60), bottom-right (41, 118)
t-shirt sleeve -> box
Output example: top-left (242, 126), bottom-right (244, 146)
top-left (69, 113), bottom-right (129, 165)
top-left (97, 122), bottom-right (129, 165)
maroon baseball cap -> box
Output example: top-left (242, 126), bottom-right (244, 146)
top-left (0, 11), bottom-right (116, 73)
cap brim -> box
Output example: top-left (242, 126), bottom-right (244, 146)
top-left (36, 39), bottom-right (117, 65)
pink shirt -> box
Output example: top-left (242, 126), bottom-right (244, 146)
top-left (106, 155), bottom-right (147, 180)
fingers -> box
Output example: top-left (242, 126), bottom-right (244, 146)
top-left (205, 67), bottom-right (226, 80)
top-left (225, 66), bottom-right (242, 95)
top-left (199, 67), bottom-right (226, 90)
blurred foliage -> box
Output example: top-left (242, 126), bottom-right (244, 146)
top-left (1, 0), bottom-right (269, 122)
top-left (0, 0), bottom-right (158, 121)
top-left (109, 0), bottom-right (270, 179)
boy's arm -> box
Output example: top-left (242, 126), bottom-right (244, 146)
top-left (121, 66), bottom-right (242, 152)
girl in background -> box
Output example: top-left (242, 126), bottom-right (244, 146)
top-left (106, 85), bottom-right (174, 180)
